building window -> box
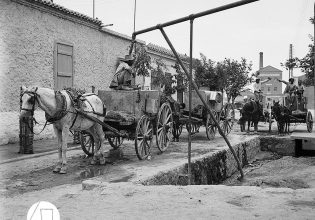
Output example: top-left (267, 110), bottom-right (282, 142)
top-left (54, 41), bottom-right (74, 90)
top-left (274, 87), bottom-right (277, 91)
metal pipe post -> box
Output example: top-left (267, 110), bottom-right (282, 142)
top-left (187, 19), bottom-right (194, 185)
top-left (159, 28), bottom-right (244, 179)
top-left (314, 3), bottom-right (315, 112)
top-left (93, 0), bottom-right (95, 19)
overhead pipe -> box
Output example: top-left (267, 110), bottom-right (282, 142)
top-left (129, 0), bottom-right (259, 54)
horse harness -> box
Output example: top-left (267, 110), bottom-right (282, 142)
top-left (21, 88), bottom-right (104, 132)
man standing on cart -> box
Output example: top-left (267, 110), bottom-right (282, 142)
top-left (253, 77), bottom-right (271, 116)
top-left (277, 78), bottom-right (297, 109)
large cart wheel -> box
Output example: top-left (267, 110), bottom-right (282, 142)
top-left (156, 103), bottom-right (173, 152)
top-left (306, 111), bottom-right (313, 133)
top-left (108, 136), bottom-right (124, 149)
top-left (135, 115), bottom-right (153, 160)
top-left (206, 110), bottom-right (218, 140)
top-left (219, 103), bottom-right (235, 136)
top-left (80, 131), bottom-right (96, 156)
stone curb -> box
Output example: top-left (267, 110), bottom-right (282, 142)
top-left (0, 145), bottom-right (81, 165)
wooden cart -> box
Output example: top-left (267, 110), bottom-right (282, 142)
top-left (173, 90), bottom-right (235, 140)
top-left (80, 90), bottom-right (174, 160)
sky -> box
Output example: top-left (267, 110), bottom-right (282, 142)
top-left (54, 0), bottom-right (314, 82)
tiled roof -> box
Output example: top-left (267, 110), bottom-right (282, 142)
top-left (147, 43), bottom-right (188, 60)
top-left (24, 0), bottom-right (102, 26)
top-left (259, 65), bottom-right (282, 72)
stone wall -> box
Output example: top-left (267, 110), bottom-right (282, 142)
top-left (0, 0), bottom-right (133, 144)
top-left (142, 137), bottom-right (260, 185)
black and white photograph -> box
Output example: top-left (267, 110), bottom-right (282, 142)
top-left (0, 0), bottom-right (315, 219)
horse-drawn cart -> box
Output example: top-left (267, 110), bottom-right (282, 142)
top-left (173, 90), bottom-right (235, 140)
top-left (80, 90), bottom-right (174, 160)
top-left (271, 95), bottom-right (313, 133)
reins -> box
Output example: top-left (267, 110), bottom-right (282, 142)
top-left (20, 87), bottom-right (48, 135)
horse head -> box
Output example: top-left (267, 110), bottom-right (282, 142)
top-left (20, 86), bottom-right (39, 118)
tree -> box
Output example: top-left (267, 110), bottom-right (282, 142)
top-left (151, 58), bottom-right (176, 95)
top-left (217, 58), bottom-right (252, 103)
top-left (172, 61), bottom-right (188, 93)
top-left (281, 17), bottom-right (314, 86)
top-left (194, 53), bottom-right (218, 90)
top-left (133, 44), bottom-right (152, 77)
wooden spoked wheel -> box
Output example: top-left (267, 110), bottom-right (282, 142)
top-left (156, 103), bottom-right (173, 152)
top-left (219, 103), bottom-right (235, 136)
top-left (80, 131), bottom-right (96, 156)
top-left (135, 115), bottom-right (153, 160)
top-left (206, 110), bottom-right (218, 140)
top-left (306, 111), bottom-right (313, 133)
top-left (108, 136), bottom-right (124, 149)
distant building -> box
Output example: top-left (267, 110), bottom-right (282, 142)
top-left (258, 65), bottom-right (284, 106)
top-left (257, 52), bottom-right (284, 108)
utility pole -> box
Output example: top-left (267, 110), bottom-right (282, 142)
top-left (134, 0), bottom-right (137, 33)
top-left (93, 0), bottom-right (95, 19)
top-left (313, 3), bottom-right (315, 114)
top-left (289, 44), bottom-right (293, 79)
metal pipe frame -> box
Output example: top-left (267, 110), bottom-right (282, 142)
top-left (129, 0), bottom-right (260, 181)
top-left (159, 27), bottom-right (244, 179)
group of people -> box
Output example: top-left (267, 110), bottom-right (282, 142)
top-left (277, 78), bottom-right (305, 108)
top-left (251, 76), bottom-right (304, 108)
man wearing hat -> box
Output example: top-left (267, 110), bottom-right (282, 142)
top-left (277, 78), bottom-right (297, 109)
top-left (109, 54), bottom-right (135, 90)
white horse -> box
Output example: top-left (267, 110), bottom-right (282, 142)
top-left (20, 86), bottom-right (107, 174)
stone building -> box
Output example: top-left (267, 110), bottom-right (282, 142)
top-left (257, 52), bottom-right (284, 108)
top-left (0, 0), bottom-right (188, 145)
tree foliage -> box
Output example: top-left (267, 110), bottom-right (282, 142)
top-left (172, 61), bottom-right (189, 93)
top-left (194, 53), bottom-right (218, 90)
top-left (151, 58), bottom-right (176, 95)
top-left (194, 54), bottom-right (252, 103)
top-left (281, 17), bottom-right (314, 86)
top-left (217, 58), bottom-right (252, 102)
top-left (133, 44), bottom-right (152, 77)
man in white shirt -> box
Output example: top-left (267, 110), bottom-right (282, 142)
top-left (253, 77), bottom-right (271, 102)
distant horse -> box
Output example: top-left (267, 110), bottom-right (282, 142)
top-left (20, 86), bottom-right (107, 174)
top-left (239, 101), bottom-right (260, 133)
top-left (272, 101), bottom-right (291, 134)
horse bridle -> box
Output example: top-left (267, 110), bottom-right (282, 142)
top-left (21, 87), bottom-right (39, 116)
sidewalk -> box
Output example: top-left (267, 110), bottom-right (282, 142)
top-left (0, 138), bottom-right (80, 163)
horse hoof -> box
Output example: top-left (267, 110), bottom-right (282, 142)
top-left (90, 159), bottom-right (97, 165)
top-left (59, 167), bottom-right (67, 174)
top-left (99, 157), bottom-right (106, 165)
top-left (53, 166), bottom-right (61, 173)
